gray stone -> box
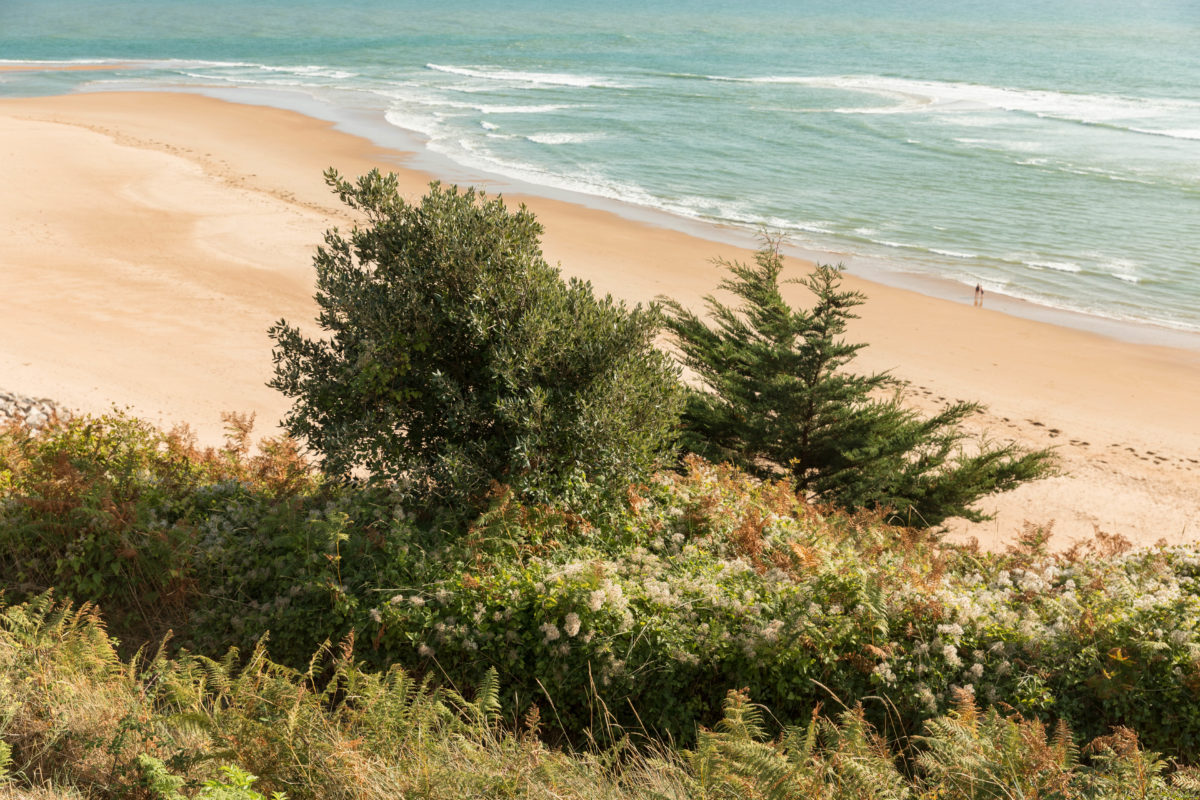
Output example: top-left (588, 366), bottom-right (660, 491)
top-left (0, 389), bottom-right (73, 431)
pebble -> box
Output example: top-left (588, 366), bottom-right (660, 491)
top-left (0, 389), bottom-right (73, 432)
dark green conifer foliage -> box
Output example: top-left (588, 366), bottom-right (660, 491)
top-left (661, 239), bottom-right (1053, 527)
top-left (269, 169), bottom-right (683, 507)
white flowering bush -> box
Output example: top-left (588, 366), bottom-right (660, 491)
top-left (175, 457), bottom-right (1200, 753)
top-left (187, 456), bottom-right (1200, 753)
top-left (7, 415), bottom-right (1200, 758)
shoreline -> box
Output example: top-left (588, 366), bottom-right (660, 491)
top-left (128, 83), bottom-right (1200, 353)
top-left (10, 70), bottom-right (1200, 350)
top-left (1, 90), bottom-right (1198, 550)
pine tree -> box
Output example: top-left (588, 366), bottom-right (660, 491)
top-left (661, 239), bottom-right (1053, 527)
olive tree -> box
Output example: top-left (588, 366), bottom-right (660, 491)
top-left (269, 170), bottom-right (682, 508)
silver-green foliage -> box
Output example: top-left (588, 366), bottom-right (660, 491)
top-left (269, 170), bottom-right (683, 507)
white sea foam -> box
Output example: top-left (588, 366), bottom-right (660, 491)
top-left (384, 113), bottom-right (659, 210)
top-left (423, 137), bottom-right (663, 208)
top-left (374, 90), bottom-right (479, 111)
top-left (177, 71), bottom-right (245, 83)
top-left (376, 90), bottom-right (574, 117)
top-left (152, 59), bottom-right (264, 71)
top-left (1129, 127), bottom-right (1200, 141)
top-left (930, 248), bottom-right (979, 259)
top-left (1025, 260), bottom-right (1083, 273)
top-left (1098, 258), bottom-right (1144, 284)
top-left (954, 137), bottom-right (1044, 153)
top-left (258, 64), bottom-right (359, 80)
top-left (176, 71), bottom-right (327, 89)
top-left (480, 121), bottom-right (499, 131)
top-left (713, 74), bottom-right (1200, 137)
top-left (383, 109), bottom-right (444, 138)
top-left (525, 132), bottom-right (604, 144)
top-left (168, 59), bottom-right (360, 86)
top-left (425, 63), bottom-right (624, 89)
top-left (475, 104), bottom-right (573, 114)
top-left (764, 219), bottom-right (834, 235)
top-left (386, 119), bottom-right (814, 244)
top-left (1011, 157), bottom-right (1162, 186)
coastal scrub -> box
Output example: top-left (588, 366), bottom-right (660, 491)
top-left (268, 170), bottom-right (682, 510)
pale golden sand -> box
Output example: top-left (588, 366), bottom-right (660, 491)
top-left (2, 91), bottom-right (1198, 549)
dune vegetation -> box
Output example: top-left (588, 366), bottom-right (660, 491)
top-left (2, 175), bottom-right (1196, 797)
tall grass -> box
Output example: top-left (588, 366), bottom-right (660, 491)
top-left (2, 595), bottom-right (1199, 799)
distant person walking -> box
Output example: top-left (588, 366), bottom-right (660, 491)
top-left (974, 283), bottom-right (984, 308)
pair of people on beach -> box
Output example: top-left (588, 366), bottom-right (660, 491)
top-left (974, 283), bottom-right (984, 308)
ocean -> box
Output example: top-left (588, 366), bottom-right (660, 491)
top-left (2, 0), bottom-right (1198, 337)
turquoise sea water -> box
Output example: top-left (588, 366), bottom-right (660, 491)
top-left (2, 0), bottom-right (1198, 336)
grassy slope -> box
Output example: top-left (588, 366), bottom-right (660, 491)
top-left (2, 414), bottom-right (1200, 798)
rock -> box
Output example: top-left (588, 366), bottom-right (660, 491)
top-left (0, 389), bottom-right (73, 432)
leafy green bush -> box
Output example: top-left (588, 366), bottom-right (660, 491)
top-left (185, 480), bottom-right (409, 665)
top-left (6, 415), bottom-right (1200, 762)
top-left (660, 239), bottom-right (1054, 527)
top-left (0, 414), bottom-right (201, 636)
top-left (181, 450), bottom-right (1200, 759)
top-left (268, 171), bottom-right (683, 510)
top-left (0, 412), bottom-right (314, 642)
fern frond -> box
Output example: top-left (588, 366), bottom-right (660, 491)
top-left (1050, 718), bottom-right (1079, 769)
top-left (473, 666), bottom-right (502, 726)
top-left (780, 719), bottom-right (818, 766)
top-left (716, 689), bottom-right (768, 742)
top-left (1171, 766), bottom-right (1200, 792)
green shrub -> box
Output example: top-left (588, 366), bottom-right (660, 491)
top-left (0, 412), bottom-right (315, 645)
top-left (7, 414), bottom-right (1200, 763)
top-left (268, 171), bottom-right (683, 510)
top-left (660, 239), bottom-right (1054, 527)
top-left (195, 458), bottom-right (1200, 757)
top-left (185, 481), bottom-right (411, 665)
top-left (0, 414), bottom-right (201, 636)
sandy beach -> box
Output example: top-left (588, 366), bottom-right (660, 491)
top-left (2, 90), bottom-right (1198, 549)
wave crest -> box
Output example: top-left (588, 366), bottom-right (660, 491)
top-left (425, 63), bottom-right (624, 89)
